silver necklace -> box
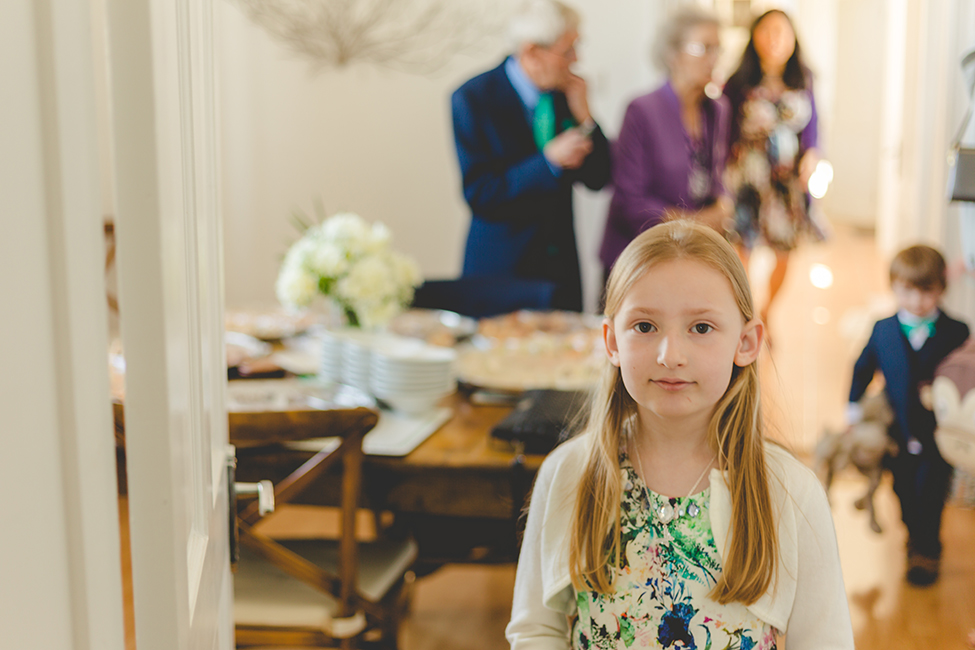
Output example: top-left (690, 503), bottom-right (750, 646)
top-left (635, 445), bottom-right (716, 527)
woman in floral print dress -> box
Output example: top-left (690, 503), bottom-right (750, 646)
top-left (723, 10), bottom-right (825, 326)
top-left (506, 221), bottom-right (853, 649)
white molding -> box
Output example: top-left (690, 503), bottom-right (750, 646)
top-left (108, 0), bottom-right (231, 645)
top-left (0, 0), bottom-right (125, 649)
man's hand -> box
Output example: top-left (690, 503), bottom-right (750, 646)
top-left (562, 72), bottom-right (592, 125)
top-left (544, 129), bottom-right (593, 170)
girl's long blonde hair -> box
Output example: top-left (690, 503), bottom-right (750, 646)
top-left (568, 220), bottom-right (777, 605)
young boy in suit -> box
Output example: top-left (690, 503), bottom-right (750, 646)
top-left (848, 245), bottom-right (969, 586)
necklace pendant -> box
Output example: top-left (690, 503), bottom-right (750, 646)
top-left (687, 503), bottom-right (701, 518)
top-left (656, 502), bottom-right (676, 524)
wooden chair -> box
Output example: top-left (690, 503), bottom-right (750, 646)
top-left (230, 385), bottom-right (417, 648)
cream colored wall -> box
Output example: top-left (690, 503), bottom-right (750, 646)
top-left (216, 0), bottom-right (658, 312)
top-left (818, 0), bottom-right (884, 228)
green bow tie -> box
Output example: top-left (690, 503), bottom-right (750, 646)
top-left (900, 319), bottom-right (936, 341)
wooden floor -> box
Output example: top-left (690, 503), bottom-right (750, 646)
top-left (118, 225), bottom-right (975, 648)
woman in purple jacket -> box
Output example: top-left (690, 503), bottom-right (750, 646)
top-left (724, 9), bottom-right (824, 325)
top-left (599, 7), bottom-right (731, 278)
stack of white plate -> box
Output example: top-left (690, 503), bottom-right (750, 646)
top-left (339, 330), bottom-right (378, 394)
top-left (318, 330), bottom-right (344, 383)
top-left (369, 337), bottom-right (456, 415)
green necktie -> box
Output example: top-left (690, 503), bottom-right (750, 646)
top-left (533, 93), bottom-right (556, 150)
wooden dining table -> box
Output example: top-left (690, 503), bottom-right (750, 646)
top-left (230, 386), bottom-right (547, 568)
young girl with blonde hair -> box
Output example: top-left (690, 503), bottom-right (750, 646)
top-left (507, 220), bottom-right (853, 649)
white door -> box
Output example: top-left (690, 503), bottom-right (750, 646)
top-left (107, 0), bottom-right (233, 647)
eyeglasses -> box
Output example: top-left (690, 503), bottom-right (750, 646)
top-left (683, 41), bottom-right (722, 58)
top-left (542, 43), bottom-right (578, 61)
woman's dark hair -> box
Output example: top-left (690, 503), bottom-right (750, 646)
top-left (724, 10), bottom-right (811, 147)
top-left (726, 10), bottom-right (808, 91)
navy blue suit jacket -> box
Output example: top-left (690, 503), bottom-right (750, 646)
top-left (850, 312), bottom-right (969, 454)
top-left (451, 58), bottom-right (611, 311)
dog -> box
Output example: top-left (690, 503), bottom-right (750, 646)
top-left (814, 392), bottom-right (897, 533)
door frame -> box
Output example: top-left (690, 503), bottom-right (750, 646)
top-left (0, 1), bottom-right (126, 648)
top-left (106, 0), bottom-right (234, 647)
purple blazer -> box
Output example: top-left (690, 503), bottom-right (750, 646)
top-left (599, 82), bottom-right (730, 272)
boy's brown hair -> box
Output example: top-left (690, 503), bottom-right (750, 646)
top-left (889, 245), bottom-right (947, 292)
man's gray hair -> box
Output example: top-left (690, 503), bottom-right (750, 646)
top-left (508, 0), bottom-right (581, 50)
top-left (653, 6), bottom-right (721, 71)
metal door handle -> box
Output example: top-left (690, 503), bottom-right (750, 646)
top-left (235, 480), bottom-right (275, 516)
top-left (226, 445), bottom-right (275, 570)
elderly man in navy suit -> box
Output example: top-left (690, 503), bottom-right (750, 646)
top-left (451, 0), bottom-right (611, 312)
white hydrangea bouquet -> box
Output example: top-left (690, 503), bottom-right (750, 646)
top-left (275, 211), bottom-right (422, 329)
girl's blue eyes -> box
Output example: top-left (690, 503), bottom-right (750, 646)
top-left (634, 322), bottom-right (713, 334)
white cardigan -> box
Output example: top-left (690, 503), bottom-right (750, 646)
top-left (506, 432), bottom-right (855, 649)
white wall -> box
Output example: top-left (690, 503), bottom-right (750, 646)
top-left (875, 0), bottom-right (908, 254)
top-left (794, 0), bottom-right (837, 128)
top-left (216, 0), bottom-right (660, 313)
top-left (818, 0), bottom-right (884, 227)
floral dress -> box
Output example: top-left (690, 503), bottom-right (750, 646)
top-left (571, 457), bottom-right (778, 650)
top-left (725, 83), bottom-right (825, 251)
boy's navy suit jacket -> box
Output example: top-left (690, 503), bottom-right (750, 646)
top-left (850, 312), bottom-right (969, 454)
top-left (451, 58), bottom-right (611, 311)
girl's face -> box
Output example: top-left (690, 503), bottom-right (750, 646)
top-left (604, 258), bottom-right (763, 432)
top-left (752, 12), bottom-right (796, 71)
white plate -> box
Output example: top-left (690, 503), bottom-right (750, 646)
top-left (225, 331), bottom-right (272, 367)
top-left (371, 368), bottom-right (453, 381)
top-left (225, 308), bottom-right (319, 341)
top-left (387, 309), bottom-right (477, 345)
top-left (371, 378), bottom-right (454, 394)
top-left (370, 365), bottom-right (453, 380)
